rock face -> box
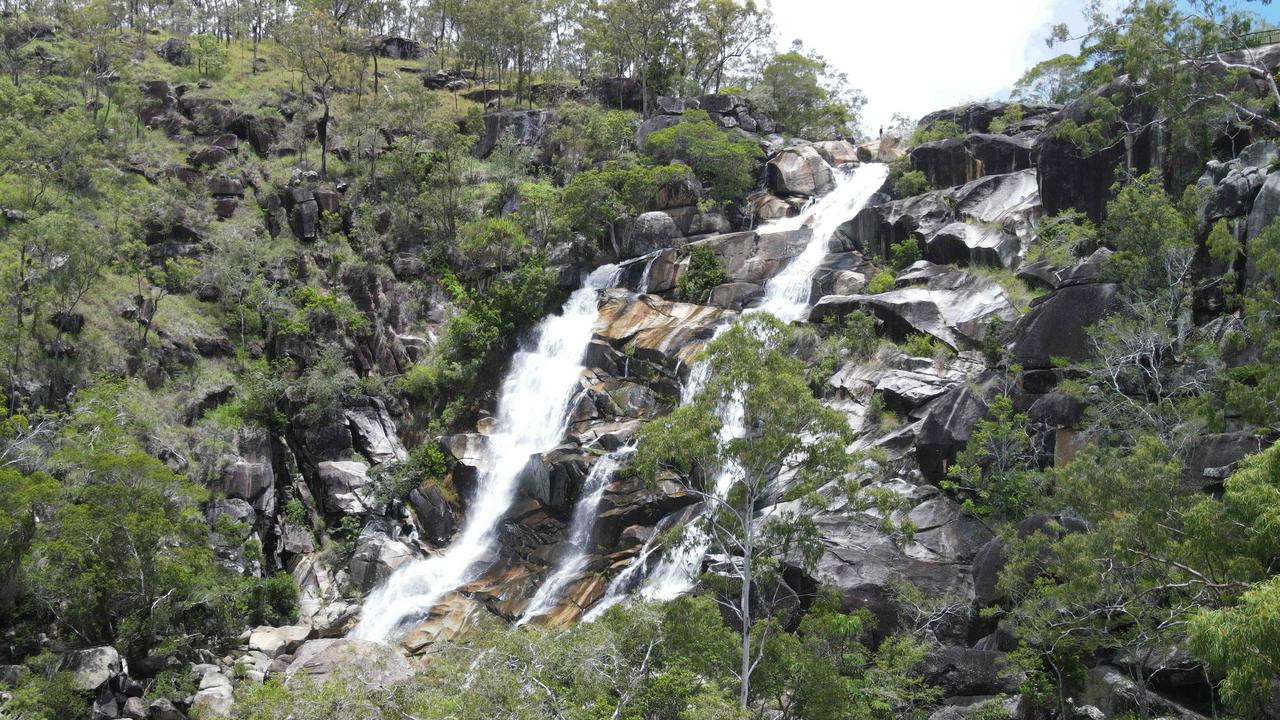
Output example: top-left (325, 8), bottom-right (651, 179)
top-left (910, 134), bottom-right (1033, 189)
top-left (1010, 282), bottom-right (1119, 369)
top-left (810, 268), bottom-right (1019, 350)
top-left (474, 109), bottom-right (554, 161)
top-left (316, 460), bottom-right (375, 515)
top-left (59, 646), bottom-right (123, 691)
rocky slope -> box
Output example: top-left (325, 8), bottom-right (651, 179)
top-left (22, 40), bottom-right (1280, 720)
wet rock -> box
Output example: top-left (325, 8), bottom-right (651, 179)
top-left (910, 134), bottom-right (1033, 189)
top-left (689, 228), bottom-right (811, 285)
top-left (708, 281), bottom-right (763, 310)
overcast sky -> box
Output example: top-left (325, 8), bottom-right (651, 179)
top-left (771, 0), bottom-right (1086, 135)
top-left (774, 0), bottom-right (1280, 137)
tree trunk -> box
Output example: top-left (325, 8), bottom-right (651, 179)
top-left (739, 514), bottom-right (754, 710)
top-left (319, 103), bottom-right (330, 176)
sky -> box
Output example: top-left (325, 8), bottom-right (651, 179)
top-left (771, 0), bottom-right (1280, 137)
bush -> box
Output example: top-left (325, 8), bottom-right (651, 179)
top-left (456, 216), bottom-right (528, 276)
top-left (889, 239), bottom-right (922, 270)
top-left (561, 161), bottom-right (693, 247)
top-left (677, 245), bottom-right (728, 303)
top-left (866, 271), bottom-right (896, 294)
top-left (891, 169), bottom-right (930, 199)
top-left (642, 110), bottom-right (763, 204)
top-left (909, 119), bottom-right (964, 144)
top-left (370, 444), bottom-right (456, 506)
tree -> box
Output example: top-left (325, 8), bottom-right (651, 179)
top-left (688, 0), bottom-right (772, 93)
top-left (634, 313), bottom-right (853, 709)
top-left (642, 109), bottom-right (762, 204)
top-left (581, 0), bottom-right (688, 116)
top-left (944, 394), bottom-right (1040, 525)
top-left (418, 119), bottom-right (480, 243)
top-left (756, 41), bottom-right (865, 139)
top-left (283, 6), bottom-right (355, 176)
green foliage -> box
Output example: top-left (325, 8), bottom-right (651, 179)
top-left (400, 258), bottom-right (560, 421)
top-left (888, 239), bottom-right (921, 271)
top-left (808, 310), bottom-right (879, 386)
top-left (456, 216), bottom-right (529, 276)
top-left (371, 443), bottom-right (456, 507)
top-left (1030, 210), bottom-right (1096, 267)
top-left (643, 109), bottom-right (762, 204)
top-left (909, 119), bottom-right (964, 145)
top-left (560, 160), bottom-right (693, 247)
top-left (1102, 172), bottom-right (1193, 296)
top-left (1223, 217), bottom-right (1280, 424)
top-left (900, 333), bottom-right (947, 359)
top-left (755, 41), bottom-right (864, 140)
top-left (678, 245), bottom-right (728, 303)
top-left (986, 103), bottom-right (1025, 134)
top-left (0, 651), bottom-right (89, 720)
top-left (635, 313), bottom-right (854, 707)
top-left (891, 168), bottom-right (931, 200)
top-left (866, 271), bottom-right (895, 294)
top-left (943, 395), bottom-right (1039, 523)
top-left (548, 101), bottom-right (638, 179)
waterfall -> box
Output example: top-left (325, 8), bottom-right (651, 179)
top-left (590, 162), bottom-right (889, 613)
top-left (518, 445), bottom-right (635, 624)
top-left (752, 162), bottom-right (889, 323)
top-left (351, 263), bottom-right (620, 642)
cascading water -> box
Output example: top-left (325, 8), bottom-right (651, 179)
top-left (752, 162), bottom-right (889, 323)
top-left (518, 446), bottom-right (635, 624)
top-left (591, 161), bottom-right (889, 612)
top-left (351, 264), bottom-right (620, 642)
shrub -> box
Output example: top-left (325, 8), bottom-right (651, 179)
top-left (561, 161), bottom-right (693, 247)
top-left (891, 169), bottom-right (931, 199)
top-left (456, 216), bottom-right (529, 276)
top-left (642, 110), bottom-right (763, 203)
top-left (677, 245), bottom-right (728, 303)
top-left (866, 271), bottom-right (896, 294)
top-left (909, 119), bottom-right (964, 144)
top-left (371, 444), bottom-right (456, 506)
top-left (889, 239), bottom-right (922, 270)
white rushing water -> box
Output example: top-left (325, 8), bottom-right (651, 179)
top-left (598, 161), bottom-right (889, 608)
top-left (518, 445), bottom-right (635, 624)
top-left (752, 162), bottom-right (889, 323)
top-left (352, 264), bottom-right (620, 641)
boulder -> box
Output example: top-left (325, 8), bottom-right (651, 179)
top-left (972, 514), bottom-right (1089, 605)
top-left (811, 139), bottom-right (859, 166)
top-left (622, 212), bottom-right (680, 259)
top-left (810, 269), bottom-right (1018, 350)
top-left (408, 484), bottom-right (458, 545)
top-left (348, 522), bottom-right (415, 592)
top-left (473, 109), bottom-right (554, 162)
top-left (923, 647), bottom-right (1025, 696)
top-left (636, 115), bottom-right (682, 149)
top-left (653, 176), bottom-right (703, 210)
top-left (593, 292), bottom-right (727, 372)
top-left (58, 646), bottom-right (122, 691)
top-left (708, 282), bottom-right (763, 310)
top-left (345, 402), bottom-right (406, 465)
top-left (223, 460), bottom-right (275, 515)
top-left (155, 38), bottom-right (190, 65)
top-left (286, 639), bottom-right (413, 686)
top-left (767, 145), bottom-right (835, 197)
top-left (1082, 665), bottom-right (1209, 720)
top-left (1009, 282), bottom-right (1119, 369)
top-left (1183, 431), bottom-right (1271, 490)
top-left (315, 460), bottom-right (375, 515)
top-left (248, 624), bottom-right (312, 659)
top-left (374, 36), bottom-right (422, 60)
top-left (924, 221), bottom-right (1020, 268)
top-left (915, 385), bottom-right (988, 484)
top-left (910, 134), bottom-right (1033, 190)
top-left (689, 229), bottom-right (811, 285)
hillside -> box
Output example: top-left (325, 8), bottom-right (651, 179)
top-left (4, 2), bottom-right (1280, 720)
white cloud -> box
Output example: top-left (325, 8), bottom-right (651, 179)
top-left (770, 0), bottom-right (1084, 136)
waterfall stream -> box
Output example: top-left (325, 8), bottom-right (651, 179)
top-left (351, 264), bottom-right (620, 642)
top-left (590, 161), bottom-right (888, 613)
top-left (518, 445), bottom-right (634, 624)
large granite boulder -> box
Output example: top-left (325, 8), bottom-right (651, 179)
top-left (915, 384), bottom-right (989, 484)
top-left (688, 228), bottom-right (812, 285)
top-left (767, 145), bottom-right (835, 197)
top-left (1009, 282), bottom-right (1119, 369)
top-left (348, 521), bottom-right (416, 592)
top-left (910, 134), bottom-right (1033, 189)
top-left (285, 638), bottom-right (413, 686)
top-left (248, 624), bottom-right (312, 659)
top-left (592, 292), bottom-right (727, 373)
top-left (972, 514), bottom-right (1090, 605)
top-left (924, 221), bottom-right (1020, 268)
top-left (58, 646), bottom-right (123, 691)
